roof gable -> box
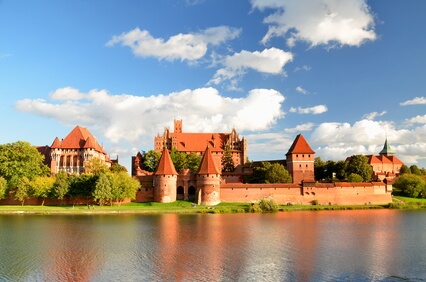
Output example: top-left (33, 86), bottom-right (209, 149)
top-left (197, 146), bottom-right (220, 175)
top-left (59, 126), bottom-right (105, 153)
top-left (286, 134), bottom-right (315, 155)
top-left (154, 148), bottom-right (178, 175)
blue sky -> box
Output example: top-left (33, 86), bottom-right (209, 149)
top-left (1, 0), bottom-right (425, 171)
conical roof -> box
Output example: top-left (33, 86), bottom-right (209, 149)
top-left (50, 137), bottom-right (62, 148)
top-left (379, 138), bottom-right (395, 156)
top-left (154, 147), bottom-right (178, 175)
top-left (286, 134), bottom-right (315, 155)
top-left (197, 146), bottom-right (220, 175)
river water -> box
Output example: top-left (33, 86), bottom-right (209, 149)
top-left (0, 210), bottom-right (425, 281)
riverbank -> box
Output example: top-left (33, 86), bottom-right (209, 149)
top-left (0, 197), bottom-right (424, 215)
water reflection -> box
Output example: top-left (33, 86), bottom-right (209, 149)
top-left (0, 210), bottom-right (425, 281)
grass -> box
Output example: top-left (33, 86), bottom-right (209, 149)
top-left (390, 195), bottom-right (426, 209)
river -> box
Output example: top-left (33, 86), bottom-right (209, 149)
top-left (0, 209), bottom-right (425, 281)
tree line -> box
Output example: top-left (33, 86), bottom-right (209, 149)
top-left (0, 141), bottom-right (140, 205)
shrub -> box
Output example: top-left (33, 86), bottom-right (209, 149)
top-left (258, 198), bottom-right (279, 212)
top-left (311, 199), bottom-right (319, 205)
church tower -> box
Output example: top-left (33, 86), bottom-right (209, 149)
top-left (379, 138), bottom-right (395, 157)
top-left (286, 134), bottom-right (315, 184)
top-left (153, 147), bottom-right (178, 203)
top-left (197, 146), bottom-right (221, 205)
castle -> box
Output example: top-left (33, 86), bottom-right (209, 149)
top-left (131, 120), bottom-right (396, 206)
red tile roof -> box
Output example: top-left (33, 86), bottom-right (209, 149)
top-left (171, 133), bottom-right (227, 152)
top-left (197, 146), bottom-right (221, 174)
top-left (51, 126), bottom-right (105, 153)
top-left (286, 134), bottom-right (315, 155)
top-left (154, 147), bottom-right (178, 175)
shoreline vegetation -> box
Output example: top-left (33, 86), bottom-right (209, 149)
top-left (0, 196), bottom-right (424, 215)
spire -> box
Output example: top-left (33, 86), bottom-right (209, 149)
top-left (379, 138), bottom-right (395, 156)
top-left (51, 137), bottom-right (61, 148)
top-left (197, 146), bottom-right (220, 175)
top-left (154, 147), bottom-right (178, 175)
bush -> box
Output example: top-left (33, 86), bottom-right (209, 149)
top-left (311, 199), bottom-right (319, 205)
top-left (258, 198), bottom-right (278, 212)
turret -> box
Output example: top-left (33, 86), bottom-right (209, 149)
top-left (286, 134), bottom-right (315, 184)
top-left (153, 147), bottom-right (178, 203)
top-left (197, 146), bottom-right (221, 205)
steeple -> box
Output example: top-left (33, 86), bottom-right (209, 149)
top-left (197, 146), bottom-right (220, 175)
top-left (379, 138), bottom-right (395, 156)
top-left (286, 134), bottom-right (315, 155)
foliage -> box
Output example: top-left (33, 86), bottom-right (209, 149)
top-left (0, 177), bottom-right (7, 200)
top-left (110, 171), bottom-right (141, 204)
top-left (333, 160), bottom-right (348, 180)
top-left (143, 150), bottom-right (161, 172)
top-left (93, 173), bottom-right (113, 206)
top-left (110, 162), bottom-right (127, 173)
top-left (170, 148), bottom-right (188, 172)
top-left (85, 157), bottom-right (109, 175)
top-left (221, 145), bottom-right (235, 172)
top-left (53, 171), bottom-right (69, 202)
top-left (68, 173), bottom-right (98, 201)
top-left (346, 155), bottom-right (372, 182)
top-left (347, 173), bottom-right (364, 183)
top-left (0, 141), bottom-right (50, 188)
top-left (258, 198), bottom-right (279, 212)
top-left (15, 177), bottom-right (31, 205)
top-left (311, 199), bottom-right (319, 205)
top-left (409, 165), bottom-right (421, 176)
top-left (314, 157), bottom-right (327, 181)
top-left (265, 163), bottom-right (292, 183)
top-left (30, 176), bottom-right (55, 206)
top-left (393, 174), bottom-right (426, 198)
top-left (399, 164), bottom-right (410, 175)
top-left (247, 162), bottom-right (291, 183)
top-left (186, 152), bottom-right (202, 173)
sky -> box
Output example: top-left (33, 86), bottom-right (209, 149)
top-left (1, 0), bottom-right (425, 172)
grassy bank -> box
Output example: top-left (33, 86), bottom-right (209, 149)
top-left (0, 201), bottom-right (398, 215)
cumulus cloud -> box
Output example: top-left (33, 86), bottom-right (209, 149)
top-left (308, 119), bottom-right (426, 165)
top-left (106, 26), bottom-right (241, 61)
top-left (251, 0), bottom-right (376, 47)
top-left (400, 96), bottom-right (426, 106)
top-left (208, 48), bottom-right (293, 90)
top-left (15, 87), bottom-right (285, 143)
top-left (289, 105), bottom-right (327, 114)
top-left (363, 111), bottom-right (387, 120)
top-left (406, 114), bottom-right (426, 124)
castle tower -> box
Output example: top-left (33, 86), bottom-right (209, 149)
top-left (153, 147), bottom-right (178, 203)
top-left (197, 146), bottom-right (221, 205)
top-left (174, 119), bottom-right (182, 133)
top-left (286, 134), bottom-right (315, 184)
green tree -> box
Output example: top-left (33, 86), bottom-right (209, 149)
top-left (15, 177), bottom-right (31, 205)
top-left (0, 141), bottom-right (50, 188)
top-left (0, 177), bottom-right (7, 200)
top-left (53, 171), bottom-right (69, 203)
top-left (31, 176), bottom-right (55, 206)
top-left (247, 162), bottom-right (271, 183)
top-left (409, 165), bottom-right (421, 176)
top-left (333, 160), bottom-right (347, 180)
top-left (143, 150), bottom-right (161, 172)
top-left (314, 157), bottom-right (327, 181)
top-left (110, 162), bottom-right (128, 173)
top-left (393, 174), bottom-right (426, 198)
top-left (399, 164), bottom-right (410, 175)
top-left (68, 173), bottom-right (98, 205)
top-left (265, 163), bottom-right (292, 183)
top-left (221, 145), bottom-right (235, 172)
top-left (186, 152), bottom-right (202, 173)
top-left (347, 173), bottom-right (364, 183)
top-left (170, 148), bottom-right (187, 172)
top-left (85, 158), bottom-right (109, 175)
top-left (346, 155), bottom-right (372, 182)
top-left (93, 173), bottom-right (113, 206)
top-left (110, 172), bottom-right (140, 205)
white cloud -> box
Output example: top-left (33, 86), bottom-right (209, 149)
top-left (285, 123), bottom-right (314, 133)
top-left (289, 105), bottom-right (327, 114)
top-left (15, 87), bottom-right (285, 143)
top-left (106, 26), bottom-right (241, 61)
top-left (208, 48), bottom-right (293, 89)
top-left (295, 86), bottom-right (308, 95)
top-left (49, 87), bottom-right (86, 101)
top-left (400, 96), bottom-right (426, 106)
top-left (406, 114), bottom-right (426, 124)
top-left (294, 65), bottom-right (311, 72)
top-left (251, 0), bottom-right (376, 48)
top-left (363, 111), bottom-right (387, 120)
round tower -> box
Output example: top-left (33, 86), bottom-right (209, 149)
top-left (197, 146), bottom-right (221, 205)
top-left (153, 148), bottom-right (178, 203)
